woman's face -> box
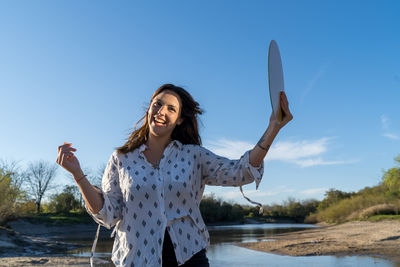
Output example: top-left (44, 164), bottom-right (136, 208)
top-left (147, 90), bottom-right (183, 139)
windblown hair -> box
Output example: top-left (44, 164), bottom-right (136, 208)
top-left (117, 84), bottom-right (203, 154)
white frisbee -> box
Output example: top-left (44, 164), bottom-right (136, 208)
top-left (268, 40), bottom-right (285, 123)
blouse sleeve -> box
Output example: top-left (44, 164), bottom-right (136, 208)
top-left (199, 146), bottom-right (264, 189)
top-left (85, 151), bottom-right (123, 229)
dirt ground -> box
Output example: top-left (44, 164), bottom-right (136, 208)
top-left (0, 256), bottom-right (113, 266)
top-left (0, 219), bottom-right (112, 266)
top-left (238, 220), bottom-right (400, 263)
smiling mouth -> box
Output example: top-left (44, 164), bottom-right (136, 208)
top-left (153, 117), bottom-right (167, 126)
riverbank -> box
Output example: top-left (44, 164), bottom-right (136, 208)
top-left (0, 219), bottom-right (113, 266)
top-left (238, 220), bottom-right (400, 263)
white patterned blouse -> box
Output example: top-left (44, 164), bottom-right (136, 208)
top-left (86, 140), bottom-right (264, 267)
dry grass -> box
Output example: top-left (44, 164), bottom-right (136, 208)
top-left (348, 203), bottom-right (399, 220)
top-left (308, 195), bottom-right (400, 224)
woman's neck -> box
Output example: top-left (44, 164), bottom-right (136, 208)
top-left (144, 135), bottom-right (172, 167)
top-left (146, 135), bottom-right (172, 153)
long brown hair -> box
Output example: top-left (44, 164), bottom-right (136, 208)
top-left (117, 84), bottom-right (203, 154)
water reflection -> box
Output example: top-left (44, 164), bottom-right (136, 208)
top-left (208, 244), bottom-right (392, 267)
top-left (206, 224), bottom-right (393, 266)
top-left (208, 223), bottom-right (316, 244)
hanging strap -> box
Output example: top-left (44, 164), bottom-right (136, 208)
top-left (110, 221), bottom-right (120, 238)
top-left (90, 224), bottom-right (101, 267)
top-left (240, 186), bottom-right (263, 214)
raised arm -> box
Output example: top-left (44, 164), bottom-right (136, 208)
top-left (56, 143), bottom-right (104, 214)
top-left (250, 91), bottom-right (293, 167)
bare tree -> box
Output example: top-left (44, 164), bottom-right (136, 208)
top-left (26, 161), bottom-right (58, 213)
top-left (0, 159), bottom-right (25, 188)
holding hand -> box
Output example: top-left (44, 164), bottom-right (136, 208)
top-left (250, 91), bottom-right (292, 166)
top-left (269, 91), bottom-right (293, 132)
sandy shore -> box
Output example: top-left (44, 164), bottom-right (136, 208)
top-left (238, 220), bottom-right (400, 263)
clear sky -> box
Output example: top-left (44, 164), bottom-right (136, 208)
top-left (1, 0), bottom-right (399, 205)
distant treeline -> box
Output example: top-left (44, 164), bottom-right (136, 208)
top-left (2, 155), bottom-right (400, 225)
top-left (0, 159), bottom-right (102, 224)
top-left (305, 155), bottom-right (400, 224)
top-left (200, 194), bottom-right (319, 224)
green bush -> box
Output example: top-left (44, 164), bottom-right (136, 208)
top-left (382, 165), bottom-right (400, 197)
top-left (199, 194), bottom-right (246, 223)
top-left (263, 198), bottom-right (319, 222)
top-left (367, 214), bottom-right (400, 222)
top-left (317, 189), bottom-right (354, 211)
top-left (311, 191), bottom-right (394, 223)
top-left (48, 186), bottom-right (81, 214)
top-left (0, 169), bottom-right (27, 224)
top-left (306, 154), bottom-right (400, 224)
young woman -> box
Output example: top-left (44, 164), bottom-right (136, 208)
top-left (56, 84), bottom-right (292, 267)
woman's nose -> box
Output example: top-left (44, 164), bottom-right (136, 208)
top-left (157, 105), bottom-right (166, 115)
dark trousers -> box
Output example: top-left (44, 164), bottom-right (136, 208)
top-left (162, 230), bottom-right (209, 267)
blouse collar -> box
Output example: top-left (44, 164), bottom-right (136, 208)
top-left (138, 139), bottom-right (183, 154)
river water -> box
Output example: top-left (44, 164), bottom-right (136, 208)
top-left (67, 223), bottom-right (394, 266)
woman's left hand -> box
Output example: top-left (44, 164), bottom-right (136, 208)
top-left (269, 91), bottom-right (293, 131)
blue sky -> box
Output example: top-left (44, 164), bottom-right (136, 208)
top-left (1, 1), bottom-right (399, 205)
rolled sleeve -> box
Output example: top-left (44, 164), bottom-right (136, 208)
top-left (243, 151), bottom-right (264, 189)
top-left (200, 147), bottom-right (264, 188)
top-left (85, 152), bottom-right (123, 229)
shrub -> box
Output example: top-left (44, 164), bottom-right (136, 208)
top-left (0, 169), bottom-right (26, 224)
top-left (304, 213), bottom-right (318, 224)
top-left (199, 194), bottom-right (246, 223)
top-left (48, 186), bottom-right (81, 214)
top-left (317, 189), bottom-right (354, 211)
top-left (314, 194), bottom-right (388, 223)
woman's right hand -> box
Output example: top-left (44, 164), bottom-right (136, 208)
top-left (56, 142), bottom-right (83, 177)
